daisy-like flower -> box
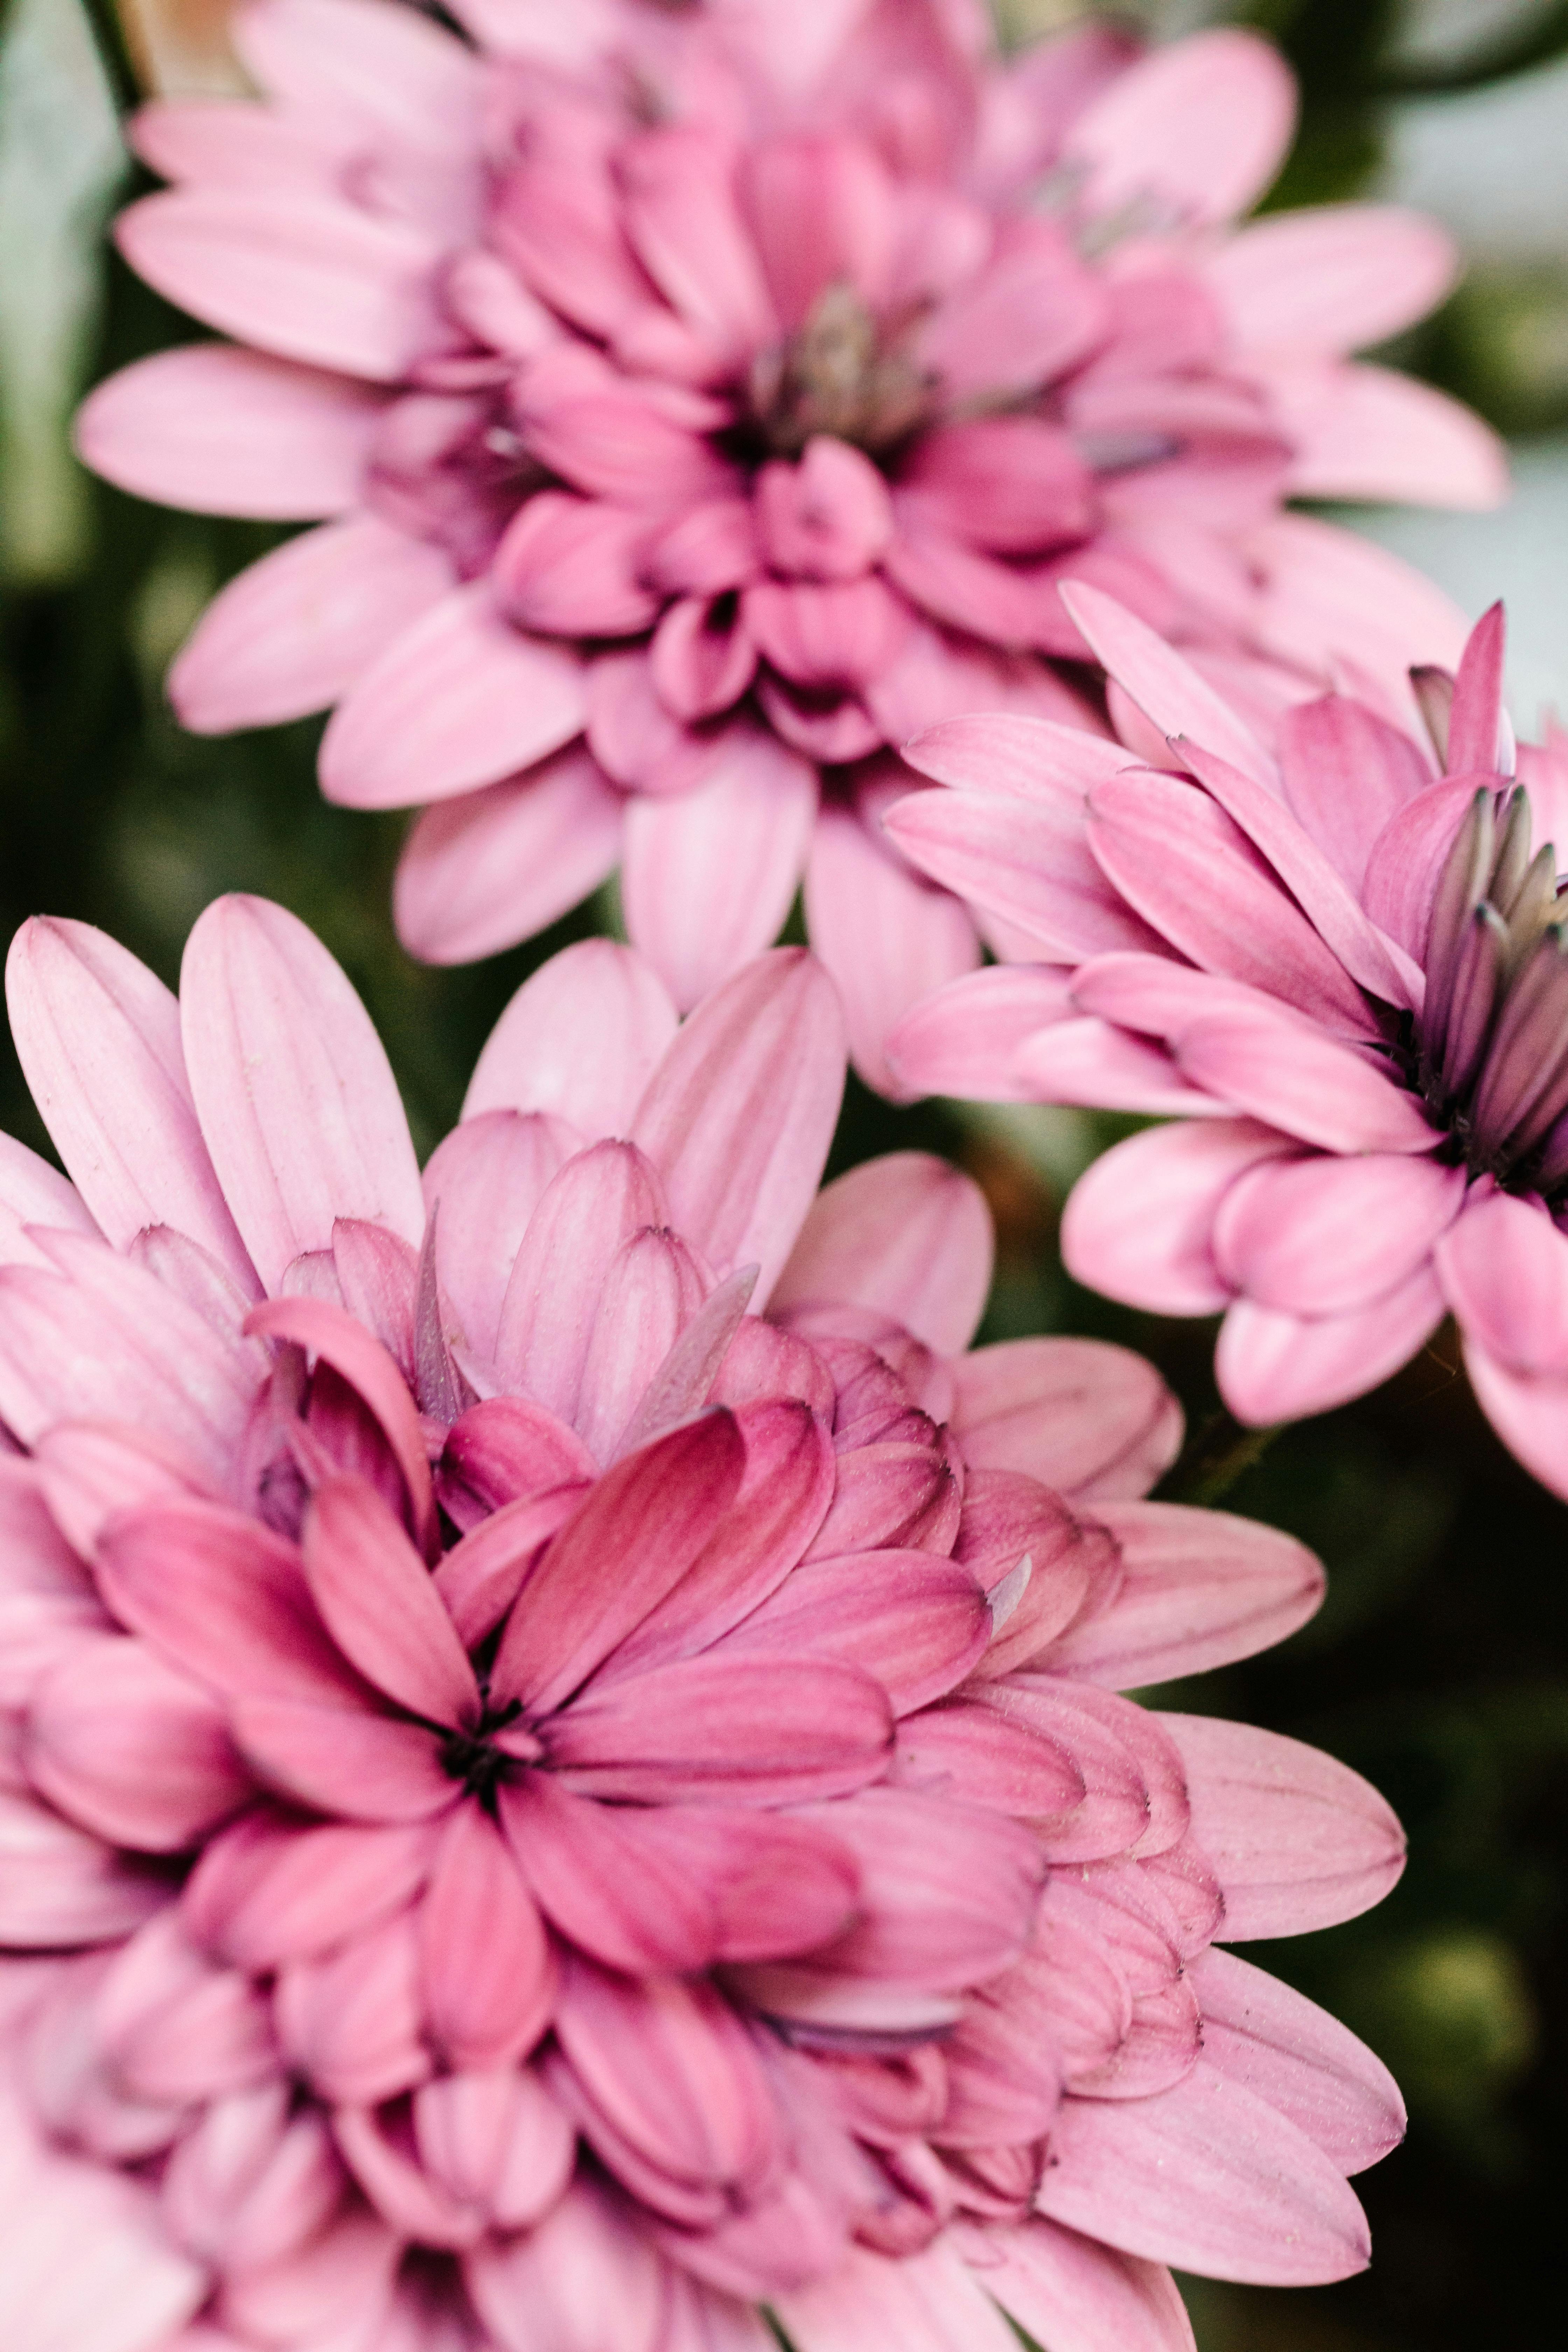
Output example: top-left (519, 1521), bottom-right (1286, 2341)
top-left (76, 0), bottom-right (1502, 1092)
top-left (0, 899), bottom-right (1404, 2352)
top-left (885, 587), bottom-right (1568, 1492)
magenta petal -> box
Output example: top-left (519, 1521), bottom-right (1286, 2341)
top-left (965, 2219), bottom-right (1194, 2352)
top-left (26, 1638), bottom-right (250, 1854)
top-left (301, 1478), bottom-right (476, 1724)
top-left (712, 1549), bottom-right (988, 1717)
top-left (791, 1787), bottom-right (1045, 1987)
top-left (773, 1153), bottom-right (992, 1354)
top-left (895, 1695), bottom-right (1085, 1820)
top-left (1189, 1948), bottom-right (1404, 2175)
top-left (319, 583), bottom-right (586, 811)
top-left (1046, 1501), bottom-right (1323, 1687)
top-left (438, 1395), bottom-right (597, 1528)
top-left (499, 1775), bottom-right (720, 1973)
top-left (230, 1697), bottom-right (453, 1824)
top-left (182, 1810), bottom-right (435, 1970)
top-left (180, 895), bottom-right (424, 1293)
top-left (246, 1295), bottom-right (434, 1547)
top-left (432, 1485), bottom-right (586, 1648)
top-left (805, 1437), bottom-right (961, 1559)
top-left (1214, 1269), bottom-right (1445, 1424)
top-left (632, 948), bottom-right (846, 1306)
top-left (1037, 2062), bottom-right (1370, 2286)
top-left (546, 1653), bottom-right (893, 1802)
top-left (1061, 1119), bottom-right (1297, 1316)
top-left (420, 1806), bottom-right (555, 2070)
top-left (615, 1807), bottom-right (859, 1964)
top-left (394, 747), bottom-right (624, 967)
top-left (1161, 1713), bottom-right (1405, 1938)
top-left (1435, 1188), bottom-right (1568, 1374)
top-left (491, 1410), bottom-right (746, 1714)
top-left (1446, 600), bottom-right (1508, 772)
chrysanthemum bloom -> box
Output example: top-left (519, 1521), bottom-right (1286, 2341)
top-left (76, 0), bottom-right (1502, 1093)
top-left (0, 899), bottom-right (1404, 2351)
top-left (884, 589), bottom-right (1568, 1490)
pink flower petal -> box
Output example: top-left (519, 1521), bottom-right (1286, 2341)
top-left (421, 1111), bottom-right (575, 1370)
top-left (1359, 772), bottom-right (1488, 966)
top-left (737, 134), bottom-right (896, 328)
top-left (301, 1478), bottom-right (476, 1723)
top-left (467, 2179), bottom-right (668, 2352)
top-left (805, 1437), bottom-right (961, 1559)
top-left (1063, 29), bottom-right (1297, 229)
top-left (74, 345), bottom-right (385, 520)
top-left (778, 2240), bottom-right (1021, 2352)
top-left (432, 1484), bottom-right (586, 1648)
top-left (1206, 205), bottom-right (1455, 356)
top-left (419, 1806), bottom-right (554, 2070)
top-left (319, 582), bottom-right (587, 810)
top-left (898, 418), bottom-right (1094, 554)
top-left (1037, 2062), bottom-right (1370, 2285)
top-left (1016, 1014), bottom-right (1225, 1117)
top-left (614, 1262), bottom-right (760, 1459)
top-left (1214, 1268), bottom-right (1446, 1423)
top-left (961, 2218), bottom-right (1194, 2352)
top-left (498, 1774), bottom-right (721, 1973)
top-left (1460, 1341), bottom-right (1568, 1500)
top-left (414, 2067), bottom-right (574, 2231)
top-left (914, 224), bottom-right (1110, 402)
top-left (886, 964), bottom-right (1078, 1103)
top-left (773, 1152), bottom-right (992, 1354)
top-left (575, 1225), bottom-right (710, 1463)
top-left (6, 917), bottom-right (255, 1289)
top-left (1282, 363), bottom-right (1508, 510)
top-left (791, 1787), bottom-right (1045, 1987)
top-left (274, 1909), bottom-right (430, 2107)
top-left (1189, 1947), bottom-right (1404, 2174)
top-left (755, 439), bottom-right (891, 581)
top-left (1213, 1151), bottom-right (1465, 1315)
top-left (180, 895), bottom-right (424, 1292)
top-left (1045, 1501), bottom-right (1323, 1687)
top-left (0, 1132), bottom-right (96, 1269)
top-left (621, 730), bottom-right (818, 1010)
top-left (169, 515), bottom-right (451, 735)
top-left (885, 783), bottom-right (1162, 966)
top-left (26, 1637), bottom-right (250, 1855)
top-left (1171, 1001), bottom-right (1436, 1155)
top-left (1059, 583), bottom-right (1277, 791)
top-left (231, 1696), bottom-right (452, 1822)
top-left (609, 1806), bottom-right (860, 1965)
top-left (234, 0), bottom-right (483, 154)
top-left (619, 123), bottom-right (776, 351)
top-left (245, 1295), bottom-right (434, 1547)
top-left (744, 576), bottom-right (911, 689)
top-left (182, 1809), bottom-right (435, 1973)
top-left (490, 1140), bottom-right (668, 1426)
top-left (1447, 600), bottom-right (1509, 773)
top-left (492, 493), bottom-right (661, 636)
top-left (952, 1336), bottom-right (1182, 1503)
top-left (1436, 1188), bottom-right (1568, 1375)
top-left (1161, 1713), bottom-right (1405, 1938)
top-left (1061, 1118), bottom-right (1299, 1315)
top-left (464, 938), bottom-right (677, 1133)
top-left (0, 1786), bottom-right (166, 1947)
top-left (1278, 693), bottom-right (1434, 895)
top-left (712, 1546), bottom-right (989, 1716)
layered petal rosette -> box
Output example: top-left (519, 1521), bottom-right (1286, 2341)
top-left (887, 589), bottom-right (1568, 1492)
top-left (76, 0), bottom-right (1502, 1089)
top-left (0, 900), bottom-right (1405, 2351)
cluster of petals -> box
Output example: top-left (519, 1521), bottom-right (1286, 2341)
top-left (887, 585), bottom-right (1568, 1489)
top-left (0, 896), bottom-right (1407, 2352)
top-left (76, 0), bottom-right (1504, 1091)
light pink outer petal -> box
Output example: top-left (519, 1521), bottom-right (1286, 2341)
top-left (169, 516), bottom-right (453, 735)
top-left (1434, 1188), bottom-right (1568, 1376)
top-left (1461, 1343), bottom-right (1568, 1502)
top-left (319, 583), bottom-right (587, 810)
top-left (395, 748), bottom-right (625, 967)
top-left (1059, 583), bottom-right (1276, 791)
top-left (777, 2240), bottom-right (1020, 2352)
top-left (1215, 1268), bottom-right (1446, 1424)
top-left (1171, 1003), bottom-right (1437, 1156)
top-left (952, 1336), bottom-right (1183, 1504)
top-left (887, 964), bottom-right (1077, 1103)
top-left (74, 346), bottom-right (384, 520)
top-left (1213, 1152), bottom-right (1465, 1316)
top-left (620, 729), bottom-right (818, 1011)
top-left (1207, 205), bottom-right (1456, 356)
top-left (7, 917), bottom-right (255, 1289)
top-left (804, 799), bottom-right (982, 1100)
top-left (1247, 513), bottom-right (1469, 702)
top-left (1189, 1947), bottom-right (1405, 2176)
top-left (957, 2218), bottom-right (1194, 2352)
top-left (180, 895), bottom-right (424, 1293)
top-left (0, 1132), bottom-right (97, 1267)
top-left (1063, 29), bottom-right (1297, 229)
top-left (0, 2081), bottom-right (205, 2352)
top-left (631, 950), bottom-right (846, 1306)
top-left (1279, 362), bottom-right (1509, 510)
top-left (233, 0), bottom-right (483, 153)
top-left (464, 939), bottom-right (678, 1137)
top-left (1037, 2062), bottom-right (1370, 2286)
top-left (772, 1151), bottom-right (993, 1354)
top-left (1062, 1119), bottom-right (1298, 1316)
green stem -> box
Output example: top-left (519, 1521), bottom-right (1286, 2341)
top-left (78, 0), bottom-right (142, 116)
top-left (1160, 1409), bottom-right (1282, 1508)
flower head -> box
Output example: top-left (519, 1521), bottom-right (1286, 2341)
top-left (77, 0), bottom-right (1502, 1092)
top-left (887, 587), bottom-right (1568, 1493)
top-left (0, 898), bottom-right (1404, 2350)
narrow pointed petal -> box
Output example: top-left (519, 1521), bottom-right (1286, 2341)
top-left (301, 1479), bottom-right (476, 1723)
top-left (395, 748), bottom-right (624, 966)
top-left (1215, 1269), bottom-right (1445, 1424)
top-left (1189, 1948), bottom-right (1404, 2174)
top-left (1062, 1119), bottom-right (1298, 1315)
top-left (1060, 584), bottom-right (1276, 791)
top-left (632, 950), bottom-right (846, 1304)
top-left (1161, 1713), bottom-right (1405, 1938)
top-left (180, 896), bottom-right (424, 1292)
top-left (773, 1153), bottom-right (993, 1354)
top-left (575, 1226), bottom-right (710, 1462)
top-left (962, 2219), bottom-right (1195, 2352)
top-left (490, 1140), bottom-right (668, 1424)
top-left (1037, 2063), bottom-right (1370, 2286)
top-left (0, 1133), bottom-right (96, 1267)
top-left (420, 1807), bottom-right (554, 2069)
top-left (1446, 601), bottom-right (1508, 774)
top-left (952, 1336), bottom-right (1182, 1502)
top-left (615, 1263), bottom-right (759, 1458)
top-left (421, 1111), bottom-right (574, 1370)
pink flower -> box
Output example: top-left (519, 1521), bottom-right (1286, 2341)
top-left (76, 0), bottom-right (1503, 1093)
top-left (0, 898), bottom-right (1404, 2351)
top-left (885, 587), bottom-right (1568, 1491)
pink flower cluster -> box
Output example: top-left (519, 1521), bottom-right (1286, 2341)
top-left (888, 591), bottom-right (1568, 1490)
top-left (77, 0), bottom-right (1503, 1089)
top-left (0, 903), bottom-right (1404, 2352)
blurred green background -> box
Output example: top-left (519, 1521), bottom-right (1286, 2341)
top-left (1, 4), bottom-right (1567, 2347)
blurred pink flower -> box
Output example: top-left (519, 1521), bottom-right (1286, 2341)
top-left (76, 0), bottom-right (1502, 1091)
top-left (886, 589), bottom-right (1568, 1489)
top-left (0, 901), bottom-right (1404, 2351)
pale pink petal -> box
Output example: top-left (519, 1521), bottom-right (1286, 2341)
top-left (1037, 2063), bottom-right (1370, 2285)
top-left (773, 1152), bottom-right (992, 1353)
top-left (233, 0), bottom-right (483, 154)
top-left (25, 1637), bottom-right (250, 1854)
top-left (492, 493), bottom-right (662, 637)
top-left (490, 1140), bottom-right (667, 1426)
top-left (129, 95), bottom-right (346, 196)
top-left (1215, 1268), bottom-right (1445, 1423)
top-left (885, 783), bottom-right (1162, 966)
top-left (1045, 1501), bottom-right (1323, 1686)
top-left (218, 2205), bottom-right (400, 2343)
top-left (1279, 362), bottom-right (1509, 509)
top-left (394, 746), bottom-right (623, 966)
top-left (1058, 584), bottom-right (1277, 791)
top-left (182, 1811), bottom-right (436, 1970)
top-left (115, 189), bottom-right (444, 381)
top-left (414, 2067), bottom-right (574, 2231)
top-left (273, 1910), bottom-right (430, 2106)
top-left (467, 2178), bottom-right (668, 2352)
top-left (1436, 1188), bottom-right (1568, 1374)
top-left (915, 225), bottom-right (1110, 402)
top-left (632, 948), bottom-right (846, 1304)
top-left (707, 1546), bottom-right (989, 1717)
top-left (1214, 1152), bottom-right (1465, 1315)
top-left (245, 1295), bottom-right (434, 1547)
top-left (1161, 1713), bottom-right (1406, 1938)
top-left (6, 917), bottom-right (255, 1289)
top-left (319, 583), bottom-right (587, 810)
top-left (619, 124), bottom-right (776, 351)
top-left (419, 1806), bottom-right (554, 2070)
top-left (0, 1786), bottom-right (167, 1947)
top-left (1171, 1002), bottom-right (1436, 1154)
top-left (1189, 1948), bottom-right (1404, 2174)
top-left (887, 964), bottom-right (1078, 1103)
top-left (755, 438), bottom-right (892, 582)
top-left (1359, 774), bottom-right (1488, 966)
top-left (1460, 1343), bottom-right (1568, 1502)
top-left (778, 2240), bottom-right (1020, 2352)
top-left (803, 799), bottom-right (982, 1099)
top-left (1064, 30), bottom-right (1297, 229)
top-left (1016, 1015), bottom-right (1225, 1116)
top-left (575, 1226), bottom-right (709, 1463)
top-left (0, 1133), bottom-right (96, 1267)
top-left (1207, 205), bottom-right (1456, 356)
top-left (621, 730), bottom-right (818, 1010)
top-left (1061, 1119), bottom-right (1298, 1315)
top-left (1247, 512), bottom-right (1469, 697)
top-left (960, 2218), bottom-right (1194, 2352)
top-left (330, 2101), bottom-right (485, 2251)
top-left (737, 133), bottom-right (896, 328)
top-left (952, 1336), bottom-right (1183, 1503)
top-left (1278, 693), bottom-right (1434, 894)
top-left (75, 345), bottom-right (384, 519)
top-left (302, 1478), bottom-right (476, 1722)
top-left (180, 895), bottom-right (424, 1292)
top-left (169, 515), bottom-right (452, 734)
top-left (464, 938), bottom-right (678, 1134)
top-left (421, 1112), bottom-right (574, 1368)
top-left (1447, 599), bottom-right (1509, 773)
top-left (902, 714), bottom-right (1132, 804)
top-left (614, 1264), bottom-right (760, 1460)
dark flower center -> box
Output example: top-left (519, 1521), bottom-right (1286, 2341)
top-left (439, 1698), bottom-right (525, 1810)
top-left (747, 284), bottom-right (936, 458)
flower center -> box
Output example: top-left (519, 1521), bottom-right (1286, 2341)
top-left (438, 1699), bottom-right (525, 1810)
top-left (747, 284), bottom-right (935, 459)
top-left (1412, 782), bottom-right (1568, 1192)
